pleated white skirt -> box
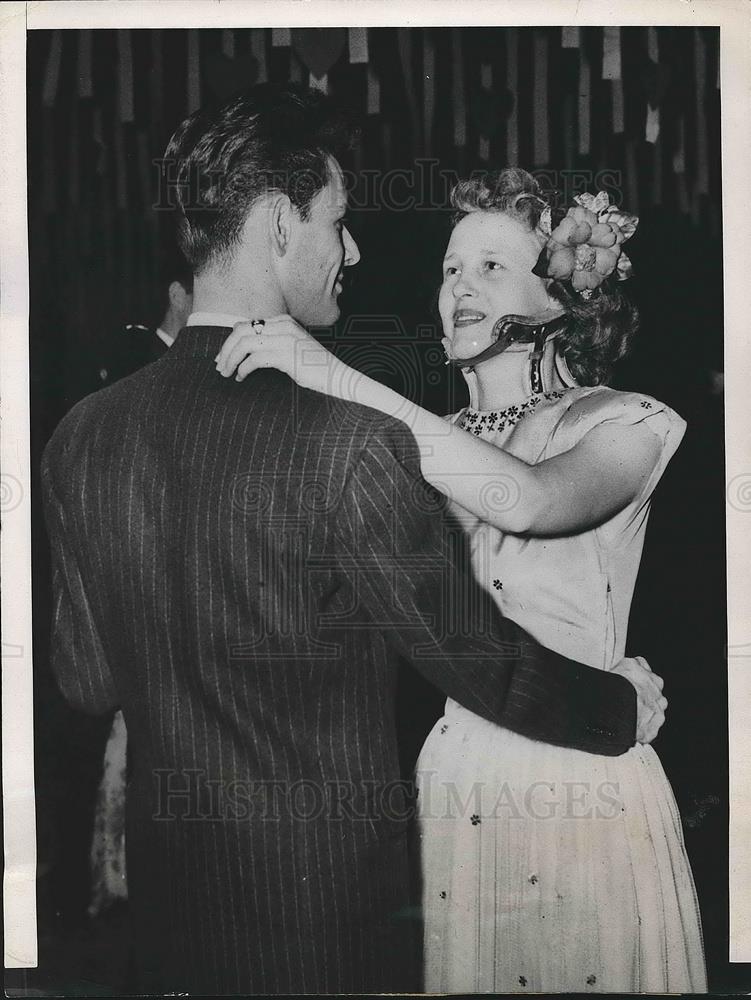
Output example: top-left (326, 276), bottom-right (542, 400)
top-left (417, 703), bottom-right (707, 993)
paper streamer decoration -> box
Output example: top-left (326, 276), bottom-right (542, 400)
top-left (398, 30), bottom-right (421, 157)
top-left (251, 30), bottom-right (267, 84)
top-left (691, 181), bottom-right (701, 226)
top-left (382, 119), bottom-right (392, 169)
top-left (137, 131), bottom-right (151, 210)
top-left (561, 27), bottom-right (580, 49)
top-left (348, 27), bottom-right (368, 64)
top-left (205, 50), bottom-right (259, 102)
top-left (272, 28), bottom-right (291, 47)
top-left (423, 32), bottom-right (435, 154)
top-left (676, 171), bottom-right (689, 214)
top-left (672, 116), bottom-right (686, 173)
top-left (92, 106), bottom-right (106, 176)
top-left (647, 26), bottom-right (659, 64)
top-left (625, 139), bottom-right (639, 215)
top-left (122, 208), bottom-right (134, 307)
top-left (291, 29), bottom-right (346, 80)
top-left (533, 32), bottom-right (549, 165)
top-left (367, 64), bottom-right (380, 115)
top-left (77, 30), bottom-right (93, 98)
top-left (563, 92), bottom-right (575, 169)
top-left (452, 29), bottom-right (466, 148)
top-left (117, 30), bottom-right (134, 123)
top-left (506, 29), bottom-right (519, 165)
top-left (578, 48), bottom-right (590, 156)
top-left (114, 118), bottom-right (127, 210)
top-left (646, 104), bottom-right (660, 143)
top-left (309, 73), bottom-right (328, 94)
top-left (42, 30), bottom-right (62, 108)
top-left (652, 138), bottom-right (662, 205)
top-left (80, 200), bottom-right (92, 259)
top-left (479, 62), bottom-right (492, 161)
top-left (42, 111), bottom-right (56, 211)
top-left (68, 104), bottom-right (79, 206)
top-left (289, 51), bottom-right (303, 83)
top-left (694, 29), bottom-right (709, 194)
top-left (602, 27), bottom-right (621, 80)
top-left (187, 30), bottom-right (201, 113)
top-left (222, 29), bottom-right (235, 59)
top-left (612, 77), bottom-right (624, 134)
top-left (150, 30), bottom-right (163, 139)
top-left (471, 85), bottom-right (513, 140)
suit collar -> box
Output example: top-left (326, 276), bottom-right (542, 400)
top-left (187, 310), bottom-right (249, 328)
top-left (168, 325), bottom-right (232, 359)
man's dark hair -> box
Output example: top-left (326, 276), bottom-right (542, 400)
top-left (163, 83), bottom-right (358, 273)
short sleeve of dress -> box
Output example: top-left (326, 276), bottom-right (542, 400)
top-left (552, 386), bottom-right (687, 509)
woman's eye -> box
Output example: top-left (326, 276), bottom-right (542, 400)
top-left (485, 260), bottom-right (503, 271)
top-left (444, 266), bottom-right (458, 276)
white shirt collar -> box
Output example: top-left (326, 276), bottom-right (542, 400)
top-left (186, 311), bottom-right (250, 329)
top-left (155, 327), bottom-right (175, 348)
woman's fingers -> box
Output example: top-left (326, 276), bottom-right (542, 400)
top-left (637, 701), bottom-right (666, 744)
top-left (216, 331), bottom-right (252, 374)
top-left (218, 337), bottom-right (258, 377)
top-left (635, 655), bottom-right (666, 695)
top-left (217, 321), bottom-right (258, 354)
top-left (236, 355), bottom-right (261, 381)
top-left (216, 315), bottom-right (307, 380)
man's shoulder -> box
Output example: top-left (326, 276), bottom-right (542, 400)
top-left (297, 386), bottom-right (420, 461)
top-left (43, 374), bottom-right (141, 465)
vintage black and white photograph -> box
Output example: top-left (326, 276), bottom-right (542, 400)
top-left (2, 1), bottom-right (751, 996)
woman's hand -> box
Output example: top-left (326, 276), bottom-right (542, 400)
top-left (611, 655), bottom-right (668, 744)
top-left (215, 315), bottom-right (335, 393)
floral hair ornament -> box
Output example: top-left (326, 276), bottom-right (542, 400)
top-left (533, 191), bottom-right (638, 299)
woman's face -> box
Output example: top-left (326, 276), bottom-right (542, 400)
top-left (439, 210), bottom-right (553, 360)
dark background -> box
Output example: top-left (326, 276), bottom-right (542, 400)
top-left (14, 24), bottom-right (747, 995)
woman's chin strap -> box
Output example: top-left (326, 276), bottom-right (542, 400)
top-left (445, 311), bottom-right (569, 376)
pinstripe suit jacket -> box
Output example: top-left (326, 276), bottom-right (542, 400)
top-left (41, 326), bottom-right (637, 994)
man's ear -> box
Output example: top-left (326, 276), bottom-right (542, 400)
top-left (269, 194), bottom-right (294, 256)
top-left (168, 280), bottom-right (189, 311)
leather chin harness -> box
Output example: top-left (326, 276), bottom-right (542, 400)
top-left (446, 311), bottom-right (569, 395)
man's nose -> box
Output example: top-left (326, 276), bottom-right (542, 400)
top-left (343, 227), bottom-right (360, 267)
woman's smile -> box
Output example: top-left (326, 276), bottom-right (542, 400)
top-left (453, 308), bottom-right (487, 328)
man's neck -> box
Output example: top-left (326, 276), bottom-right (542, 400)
top-left (159, 309), bottom-right (183, 340)
top-left (192, 275), bottom-right (286, 323)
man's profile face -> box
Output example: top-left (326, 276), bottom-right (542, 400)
top-left (281, 158), bottom-right (360, 327)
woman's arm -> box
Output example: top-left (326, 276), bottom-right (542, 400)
top-left (216, 318), bottom-right (662, 536)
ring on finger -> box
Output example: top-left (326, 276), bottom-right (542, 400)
top-left (250, 319), bottom-right (265, 335)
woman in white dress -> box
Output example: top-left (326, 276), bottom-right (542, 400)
top-left (215, 167), bottom-right (707, 992)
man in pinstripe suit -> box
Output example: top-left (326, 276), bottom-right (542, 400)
top-left (42, 84), bottom-right (665, 994)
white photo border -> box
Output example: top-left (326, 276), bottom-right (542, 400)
top-left (2, 0), bottom-right (749, 972)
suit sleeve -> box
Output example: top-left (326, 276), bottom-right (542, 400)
top-left (333, 421), bottom-right (637, 756)
top-left (41, 448), bottom-right (119, 715)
